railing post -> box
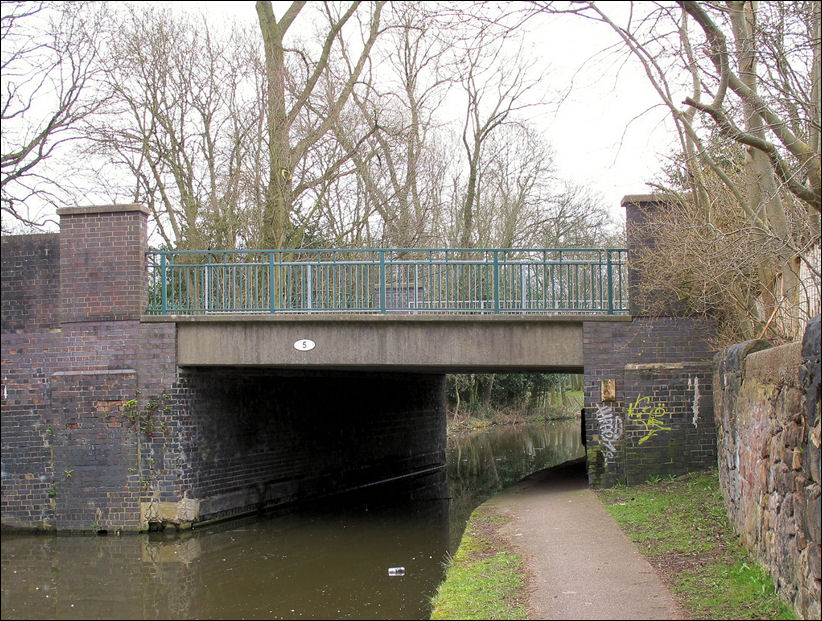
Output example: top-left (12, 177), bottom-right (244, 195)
top-left (203, 263), bottom-right (208, 313)
top-left (493, 250), bottom-right (500, 314)
top-left (607, 249), bottom-right (614, 315)
top-left (379, 250), bottom-right (387, 314)
top-left (160, 252), bottom-right (168, 315)
top-left (269, 251), bottom-right (276, 314)
top-left (307, 264), bottom-right (313, 312)
top-left (414, 264), bottom-right (420, 312)
top-left (520, 263), bottom-right (527, 314)
top-left (558, 250), bottom-right (564, 310)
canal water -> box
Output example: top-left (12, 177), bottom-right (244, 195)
top-left (1, 420), bottom-right (584, 620)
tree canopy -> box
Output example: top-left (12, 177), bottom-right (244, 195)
top-left (1, 0), bottom-right (619, 251)
top-left (526, 1), bottom-right (820, 343)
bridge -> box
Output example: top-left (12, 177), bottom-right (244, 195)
top-left (143, 248), bottom-right (628, 371)
top-left (1, 200), bottom-right (718, 533)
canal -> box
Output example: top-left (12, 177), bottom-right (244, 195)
top-left (1, 419), bottom-right (584, 620)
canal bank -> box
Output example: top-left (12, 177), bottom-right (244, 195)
top-left (433, 459), bottom-right (685, 620)
top-left (432, 459), bottom-right (799, 620)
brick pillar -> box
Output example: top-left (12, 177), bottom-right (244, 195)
top-left (582, 194), bottom-right (718, 486)
top-left (623, 193), bottom-right (686, 317)
top-left (57, 204), bottom-right (149, 323)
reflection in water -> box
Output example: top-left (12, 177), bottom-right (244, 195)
top-left (1, 491), bottom-right (449, 620)
top-left (446, 420), bottom-right (584, 550)
top-left (1, 421), bottom-right (583, 620)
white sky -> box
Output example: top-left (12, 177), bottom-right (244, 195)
top-left (160, 0), bottom-right (676, 227)
top-left (526, 10), bottom-right (676, 223)
top-left (184, 1), bottom-right (676, 225)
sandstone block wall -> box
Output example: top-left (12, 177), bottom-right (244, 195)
top-left (714, 316), bottom-right (821, 619)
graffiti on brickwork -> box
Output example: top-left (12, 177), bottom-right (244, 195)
top-left (688, 376), bottom-right (700, 428)
top-left (595, 405), bottom-right (622, 463)
top-left (627, 395), bottom-right (671, 445)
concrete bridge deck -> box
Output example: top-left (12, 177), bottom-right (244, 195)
top-left (147, 313), bottom-right (632, 372)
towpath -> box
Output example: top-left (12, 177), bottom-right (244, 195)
top-left (483, 459), bottom-right (685, 620)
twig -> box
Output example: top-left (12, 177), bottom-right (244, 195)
top-left (757, 296), bottom-right (786, 340)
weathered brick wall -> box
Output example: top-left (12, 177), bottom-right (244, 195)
top-left (1, 233), bottom-right (60, 527)
top-left (50, 369), bottom-right (140, 530)
top-left (2, 321), bottom-right (179, 531)
top-left (1, 205), bottom-right (174, 531)
top-left (1, 234), bottom-right (60, 332)
top-left (1, 329), bottom-right (59, 528)
top-left (57, 205), bottom-right (148, 323)
top-left (583, 317), bottom-right (717, 486)
top-left (714, 316), bottom-right (821, 619)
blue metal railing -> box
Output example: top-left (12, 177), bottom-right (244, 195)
top-left (144, 248), bottom-right (628, 315)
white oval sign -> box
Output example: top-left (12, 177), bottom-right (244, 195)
top-left (294, 339), bottom-right (316, 352)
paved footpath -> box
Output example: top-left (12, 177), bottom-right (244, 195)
top-left (483, 459), bottom-right (685, 620)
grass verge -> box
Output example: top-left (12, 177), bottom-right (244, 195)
top-left (595, 469), bottom-right (798, 620)
top-left (429, 505), bottom-right (529, 620)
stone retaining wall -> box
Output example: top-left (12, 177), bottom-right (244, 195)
top-left (713, 316), bottom-right (821, 619)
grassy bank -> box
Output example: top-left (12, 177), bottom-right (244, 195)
top-left (596, 470), bottom-right (797, 620)
top-left (429, 505), bottom-right (529, 620)
top-left (429, 468), bottom-right (798, 620)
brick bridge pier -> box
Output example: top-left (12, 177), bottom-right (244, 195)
top-left (1, 199), bottom-right (717, 532)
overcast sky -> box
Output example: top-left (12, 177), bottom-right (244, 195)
top-left (160, 0), bottom-right (677, 226)
top-left (190, 1), bottom-right (676, 224)
top-left (521, 7), bottom-right (676, 222)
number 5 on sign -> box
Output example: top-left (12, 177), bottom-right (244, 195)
top-left (294, 339), bottom-right (316, 352)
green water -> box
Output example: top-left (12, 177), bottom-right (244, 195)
top-left (1, 420), bottom-right (583, 620)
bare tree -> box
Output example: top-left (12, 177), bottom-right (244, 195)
top-left (456, 122), bottom-right (617, 249)
top-left (330, 2), bottom-right (456, 248)
top-left (456, 31), bottom-right (543, 248)
top-left (1, 1), bottom-right (108, 231)
top-left (255, 0), bottom-right (387, 249)
top-left (525, 1), bottom-right (820, 341)
top-left (539, 182), bottom-right (620, 248)
top-left (82, 5), bottom-right (263, 250)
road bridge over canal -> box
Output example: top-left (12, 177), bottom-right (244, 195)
top-left (1, 200), bottom-right (718, 533)
top-left (144, 245), bottom-right (628, 371)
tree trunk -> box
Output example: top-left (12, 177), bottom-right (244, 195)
top-left (727, 1), bottom-right (795, 332)
top-left (256, 1), bottom-right (298, 249)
